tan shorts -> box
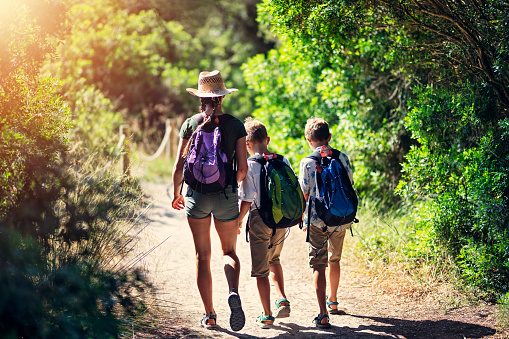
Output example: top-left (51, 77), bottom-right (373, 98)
top-left (248, 210), bottom-right (287, 277)
top-left (308, 225), bottom-right (346, 268)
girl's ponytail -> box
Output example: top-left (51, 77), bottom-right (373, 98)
top-left (183, 96), bottom-right (222, 157)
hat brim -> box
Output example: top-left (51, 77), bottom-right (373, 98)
top-left (186, 88), bottom-right (238, 97)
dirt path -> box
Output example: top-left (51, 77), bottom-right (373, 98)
top-left (137, 182), bottom-right (504, 339)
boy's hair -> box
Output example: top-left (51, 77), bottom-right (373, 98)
top-left (244, 117), bottom-right (268, 143)
top-left (305, 117), bottom-right (330, 142)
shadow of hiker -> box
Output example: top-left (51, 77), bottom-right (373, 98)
top-left (347, 314), bottom-right (497, 339)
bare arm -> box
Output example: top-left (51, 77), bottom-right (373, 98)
top-left (239, 200), bottom-right (252, 225)
top-left (302, 193), bottom-right (310, 230)
top-left (238, 200), bottom-right (252, 234)
top-left (171, 137), bottom-right (188, 210)
top-left (235, 136), bottom-right (248, 184)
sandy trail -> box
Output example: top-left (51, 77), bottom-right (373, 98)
top-left (137, 182), bottom-right (501, 339)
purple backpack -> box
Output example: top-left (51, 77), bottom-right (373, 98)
top-left (184, 114), bottom-right (234, 194)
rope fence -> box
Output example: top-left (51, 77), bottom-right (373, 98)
top-left (117, 116), bottom-right (185, 175)
top-left (138, 119), bottom-right (172, 162)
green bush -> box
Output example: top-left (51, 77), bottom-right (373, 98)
top-left (399, 84), bottom-right (509, 297)
top-left (0, 162), bottom-right (152, 339)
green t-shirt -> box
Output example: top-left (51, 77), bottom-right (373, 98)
top-left (179, 113), bottom-right (247, 161)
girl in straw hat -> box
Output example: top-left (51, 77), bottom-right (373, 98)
top-left (171, 70), bottom-right (248, 331)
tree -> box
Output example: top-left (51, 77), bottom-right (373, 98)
top-left (252, 0), bottom-right (509, 295)
top-left (0, 0), bottom-right (69, 220)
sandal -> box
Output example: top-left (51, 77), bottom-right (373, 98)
top-left (327, 300), bottom-right (341, 315)
top-left (313, 314), bottom-right (331, 329)
top-left (228, 288), bottom-right (245, 331)
top-left (274, 298), bottom-right (291, 318)
top-left (255, 313), bottom-right (275, 329)
top-left (327, 300), bottom-right (346, 315)
top-left (200, 312), bottom-right (218, 329)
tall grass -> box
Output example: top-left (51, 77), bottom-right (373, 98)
top-left (351, 199), bottom-right (466, 301)
top-left (497, 293), bottom-right (509, 332)
top-left (0, 155), bottom-right (157, 338)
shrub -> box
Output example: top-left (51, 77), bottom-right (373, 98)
top-left (0, 162), bottom-right (152, 338)
top-left (399, 84), bottom-right (509, 298)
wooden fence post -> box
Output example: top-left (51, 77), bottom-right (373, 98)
top-left (165, 118), bottom-right (172, 159)
top-left (120, 124), bottom-right (130, 175)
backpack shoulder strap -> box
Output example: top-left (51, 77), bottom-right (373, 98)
top-left (191, 112), bottom-right (206, 125)
top-left (248, 154), bottom-right (267, 165)
top-left (274, 154), bottom-right (286, 162)
top-left (306, 150), bottom-right (321, 162)
top-left (330, 148), bottom-right (341, 160)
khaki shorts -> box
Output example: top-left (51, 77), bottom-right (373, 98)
top-left (308, 225), bottom-right (346, 268)
top-left (248, 210), bottom-right (287, 277)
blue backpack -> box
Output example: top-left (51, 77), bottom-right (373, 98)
top-left (184, 113), bottom-right (235, 194)
top-left (306, 146), bottom-right (358, 229)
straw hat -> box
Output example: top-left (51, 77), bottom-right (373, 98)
top-left (186, 70), bottom-right (238, 97)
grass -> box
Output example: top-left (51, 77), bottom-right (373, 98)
top-left (349, 199), bottom-right (509, 337)
top-left (130, 152), bottom-right (175, 184)
top-left (350, 199), bottom-right (470, 303)
top-left (497, 294), bottom-right (509, 332)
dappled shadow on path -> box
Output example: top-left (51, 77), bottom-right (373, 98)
top-left (191, 314), bottom-right (497, 339)
top-left (344, 314), bottom-right (497, 339)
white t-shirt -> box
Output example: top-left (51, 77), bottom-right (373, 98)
top-left (238, 153), bottom-right (294, 211)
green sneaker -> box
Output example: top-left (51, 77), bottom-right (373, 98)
top-left (255, 313), bottom-right (275, 329)
top-left (274, 298), bottom-right (291, 318)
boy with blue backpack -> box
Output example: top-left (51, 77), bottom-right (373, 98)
top-left (299, 117), bottom-right (357, 328)
top-left (238, 118), bottom-right (305, 328)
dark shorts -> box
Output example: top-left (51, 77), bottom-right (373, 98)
top-left (184, 186), bottom-right (239, 222)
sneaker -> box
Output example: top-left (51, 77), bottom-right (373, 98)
top-left (274, 298), bottom-right (291, 318)
top-left (228, 288), bottom-right (245, 331)
top-left (255, 313), bottom-right (275, 329)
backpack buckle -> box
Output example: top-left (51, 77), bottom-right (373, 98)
top-left (320, 145), bottom-right (332, 158)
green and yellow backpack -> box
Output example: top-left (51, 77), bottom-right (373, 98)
top-left (249, 153), bottom-right (305, 231)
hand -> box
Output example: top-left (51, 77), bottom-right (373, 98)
top-left (237, 219), bottom-right (243, 235)
top-left (171, 194), bottom-right (185, 210)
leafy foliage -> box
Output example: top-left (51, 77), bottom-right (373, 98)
top-left (0, 0), bottom-right (69, 219)
top-left (1, 2), bottom-right (153, 336)
top-left (399, 84), bottom-right (509, 296)
top-left (44, 0), bottom-right (274, 154)
top-left (245, 7), bottom-right (416, 204)
top-left (253, 0), bottom-right (509, 297)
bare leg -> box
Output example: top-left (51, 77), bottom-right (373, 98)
top-left (214, 217), bottom-right (245, 331)
top-left (188, 216), bottom-right (215, 324)
top-left (256, 277), bottom-right (273, 317)
top-left (314, 267), bottom-right (329, 324)
top-left (213, 218), bottom-right (241, 292)
top-left (270, 263), bottom-right (287, 301)
top-left (328, 261), bottom-right (340, 309)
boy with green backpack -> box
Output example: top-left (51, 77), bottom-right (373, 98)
top-left (238, 118), bottom-right (305, 328)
